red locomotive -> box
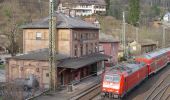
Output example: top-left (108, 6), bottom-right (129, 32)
top-left (101, 48), bottom-right (170, 98)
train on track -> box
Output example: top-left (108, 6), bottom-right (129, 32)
top-left (101, 47), bottom-right (170, 99)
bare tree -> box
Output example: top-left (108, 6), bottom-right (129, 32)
top-left (0, 82), bottom-right (24, 100)
top-left (0, 0), bottom-right (24, 56)
top-left (0, 0), bottom-right (50, 56)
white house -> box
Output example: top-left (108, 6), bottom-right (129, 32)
top-left (163, 12), bottom-right (170, 22)
top-left (58, 0), bottom-right (106, 16)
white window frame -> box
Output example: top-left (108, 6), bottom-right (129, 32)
top-left (36, 32), bottom-right (42, 40)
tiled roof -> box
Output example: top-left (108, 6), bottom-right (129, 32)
top-left (60, 0), bottom-right (106, 5)
top-left (58, 53), bottom-right (110, 69)
top-left (10, 48), bottom-right (69, 61)
top-left (21, 13), bottom-right (99, 29)
top-left (9, 49), bottom-right (110, 69)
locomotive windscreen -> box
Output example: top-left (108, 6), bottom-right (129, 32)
top-left (104, 75), bottom-right (120, 83)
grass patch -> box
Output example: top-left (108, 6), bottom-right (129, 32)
top-left (0, 96), bottom-right (2, 100)
top-left (0, 64), bottom-right (5, 69)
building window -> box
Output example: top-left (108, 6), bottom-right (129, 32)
top-left (36, 32), bottom-right (42, 40)
top-left (95, 43), bottom-right (98, 52)
top-left (80, 34), bottom-right (83, 39)
top-left (74, 33), bottom-right (77, 40)
top-left (74, 45), bottom-right (78, 57)
top-left (60, 32), bottom-right (69, 40)
top-left (91, 43), bottom-right (93, 53)
top-left (80, 45), bottom-right (83, 56)
top-left (44, 32), bottom-right (48, 40)
top-left (86, 44), bottom-right (88, 55)
top-left (28, 32), bottom-right (33, 40)
top-left (46, 73), bottom-right (49, 77)
top-left (85, 34), bottom-right (88, 40)
top-left (88, 33), bottom-right (90, 39)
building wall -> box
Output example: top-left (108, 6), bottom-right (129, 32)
top-left (71, 29), bottom-right (99, 57)
top-left (23, 28), bottom-right (99, 57)
top-left (6, 59), bottom-right (102, 89)
top-left (23, 29), bottom-right (72, 56)
top-left (57, 29), bottom-right (71, 56)
top-left (100, 42), bottom-right (119, 66)
top-left (6, 59), bottom-right (50, 88)
top-left (23, 29), bottom-right (49, 53)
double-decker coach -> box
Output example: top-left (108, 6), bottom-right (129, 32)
top-left (135, 48), bottom-right (170, 75)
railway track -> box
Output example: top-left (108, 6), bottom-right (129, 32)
top-left (145, 73), bottom-right (170, 100)
top-left (70, 84), bottom-right (101, 100)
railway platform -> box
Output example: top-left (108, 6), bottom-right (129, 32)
top-left (35, 75), bottom-right (101, 100)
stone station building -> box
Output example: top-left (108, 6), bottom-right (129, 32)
top-left (6, 13), bottom-right (109, 89)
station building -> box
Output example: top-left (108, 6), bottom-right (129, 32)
top-left (6, 13), bottom-right (109, 89)
top-left (99, 33), bottom-right (119, 67)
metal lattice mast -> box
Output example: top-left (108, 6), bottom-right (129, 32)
top-left (122, 11), bottom-right (126, 59)
top-left (49, 0), bottom-right (56, 91)
top-left (162, 26), bottom-right (166, 48)
top-left (136, 27), bottom-right (139, 42)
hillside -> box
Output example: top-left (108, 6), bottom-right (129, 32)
top-left (0, 0), bottom-right (170, 55)
top-left (0, 0), bottom-right (49, 54)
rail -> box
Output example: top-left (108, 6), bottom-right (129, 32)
top-left (165, 93), bottom-right (170, 100)
top-left (152, 83), bottom-right (170, 100)
top-left (69, 84), bottom-right (101, 100)
top-left (145, 74), bottom-right (170, 100)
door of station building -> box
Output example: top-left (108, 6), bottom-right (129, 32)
top-left (11, 67), bottom-right (19, 80)
top-left (42, 69), bottom-right (50, 89)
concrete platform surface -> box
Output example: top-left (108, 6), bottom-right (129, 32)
top-left (35, 75), bottom-right (101, 100)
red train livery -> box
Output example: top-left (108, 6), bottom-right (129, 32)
top-left (135, 48), bottom-right (170, 75)
top-left (101, 48), bottom-right (170, 98)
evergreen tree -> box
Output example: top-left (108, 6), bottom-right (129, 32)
top-left (128, 0), bottom-right (140, 26)
top-left (105, 0), bottom-right (110, 15)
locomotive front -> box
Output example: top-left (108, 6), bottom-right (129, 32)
top-left (101, 73), bottom-right (123, 98)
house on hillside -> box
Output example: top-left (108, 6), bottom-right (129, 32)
top-left (99, 33), bottom-right (119, 67)
top-left (6, 13), bottom-right (109, 89)
top-left (163, 12), bottom-right (170, 23)
top-left (58, 0), bottom-right (106, 16)
top-left (129, 40), bottom-right (157, 56)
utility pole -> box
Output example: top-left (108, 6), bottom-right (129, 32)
top-left (122, 11), bottom-right (127, 59)
top-left (49, 0), bottom-right (57, 91)
top-left (162, 26), bottom-right (166, 48)
top-left (136, 27), bottom-right (139, 42)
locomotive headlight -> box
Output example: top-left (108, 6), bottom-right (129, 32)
top-left (111, 84), bottom-right (120, 89)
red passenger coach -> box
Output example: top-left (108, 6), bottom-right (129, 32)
top-left (101, 62), bottom-right (147, 98)
top-left (135, 48), bottom-right (170, 75)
